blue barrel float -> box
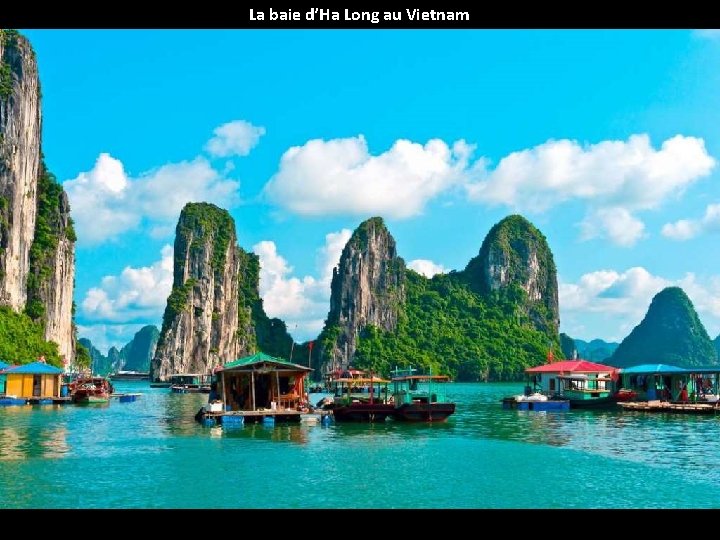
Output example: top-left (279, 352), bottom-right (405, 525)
top-left (262, 416), bottom-right (275, 427)
top-left (222, 415), bottom-right (245, 428)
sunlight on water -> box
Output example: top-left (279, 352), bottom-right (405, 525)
top-left (1, 382), bottom-right (719, 508)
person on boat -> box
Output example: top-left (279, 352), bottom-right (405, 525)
top-left (679, 384), bottom-right (689, 403)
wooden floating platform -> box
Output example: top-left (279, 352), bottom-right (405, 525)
top-left (27, 397), bottom-right (72, 405)
top-left (618, 400), bottom-right (719, 415)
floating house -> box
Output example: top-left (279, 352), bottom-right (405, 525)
top-left (525, 359), bottom-right (619, 408)
top-left (618, 364), bottom-right (687, 401)
top-left (619, 364), bottom-right (720, 403)
top-left (1, 362), bottom-right (64, 399)
top-left (213, 352), bottom-right (313, 423)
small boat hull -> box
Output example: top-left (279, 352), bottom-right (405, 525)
top-left (567, 396), bottom-right (619, 409)
top-left (502, 397), bottom-right (570, 411)
top-left (391, 403), bottom-right (456, 422)
top-left (329, 403), bottom-right (394, 422)
top-left (74, 395), bottom-right (110, 404)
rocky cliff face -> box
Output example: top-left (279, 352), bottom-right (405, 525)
top-left (465, 215), bottom-right (559, 334)
top-left (0, 31), bottom-right (75, 364)
top-left (611, 287), bottom-right (718, 368)
top-left (152, 203), bottom-right (248, 381)
top-left (0, 31), bottom-right (40, 311)
top-left (320, 217), bottom-right (405, 369)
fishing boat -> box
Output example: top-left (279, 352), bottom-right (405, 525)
top-left (169, 374), bottom-right (211, 394)
top-left (389, 367), bottom-right (456, 422)
top-left (322, 376), bottom-right (394, 422)
top-left (72, 376), bottom-right (113, 404)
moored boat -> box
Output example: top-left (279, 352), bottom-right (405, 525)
top-left (169, 374), bottom-right (211, 394)
top-left (72, 376), bottom-right (113, 404)
top-left (389, 367), bottom-right (456, 422)
top-left (323, 376), bottom-right (394, 422)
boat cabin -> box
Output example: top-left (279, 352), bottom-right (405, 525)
top-left (390, 367), bottom-right (451, 406)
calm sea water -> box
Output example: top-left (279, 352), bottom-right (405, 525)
top-left (1, 382), bottom-right (719, 509)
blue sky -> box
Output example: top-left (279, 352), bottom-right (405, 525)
top-left (21, 29), bottom-right (720, 352)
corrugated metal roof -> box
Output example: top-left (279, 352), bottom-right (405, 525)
top-left (221, 352), bottom-right (312, 372)
top-left (0, 362), bottom-right (63, 375)
top-left (621, 363), bottom-right (689, 374)
top-left (526, 359), bottom-right (618, 374)
top-left (0, 361), bottom-right (11, 371)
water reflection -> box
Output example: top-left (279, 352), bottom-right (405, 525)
top-left (0, 424), bottom-right (69, 461)
top-left (460, 383), bottom-right (720, 485)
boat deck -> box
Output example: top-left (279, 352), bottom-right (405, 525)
top-left (618, 400), bottom-right (719, 414)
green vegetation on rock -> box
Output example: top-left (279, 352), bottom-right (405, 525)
top-left (464, 215), bottom-right (559, 335)
top-left (75, 341), bottom-right (91, 370)
top-left (0, 306), bottom-right (61, 366)
top-left (26, 163), bottom-right (75, 321)
top-left (0, 29), bottom-right (20, 101)
top-left (349, 269), bottom-right (561, 381)
top-left (611, 287), bottom-right (718, 368)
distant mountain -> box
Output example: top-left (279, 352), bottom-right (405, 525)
top-left (611, 287), bottom-right (718, 368)
top-left (120, 325), bottom-right (159, 372)
top-left (78, 338), bottom-right (118, 376)
top-left (80, 325), bottom-right (160, 375)
top-left (560, 333), bottom-right (619, 362)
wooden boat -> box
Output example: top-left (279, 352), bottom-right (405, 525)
top-left (72, 376), bottom-right (113, 404)
top-left (169, 374), bottom-right (211, 394)
top-left (109, 370), bottom-right (149, 381)
top-left (389, 367), bottom-right (456, 422)
top-left (501, 393), bottom-right (570, 411)
top-left (323, 376), bottom-right (394, 422)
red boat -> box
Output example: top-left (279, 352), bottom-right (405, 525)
top-left (71, 376), bottom-right (114, 404)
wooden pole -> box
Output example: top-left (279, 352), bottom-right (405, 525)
top-left (221, 373), bottom-right (227, 409)
top-left (251, 371), bottom-right (256, 411)
top-left (275, 370), bottom-right (280, 409)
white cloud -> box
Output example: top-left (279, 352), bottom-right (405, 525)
top-left (662, 204), bottom-right (720, 241)
top-left (77, 324), bottom-right (147, 356)
top-left (263, 133), bottom-right (713, 247)
top-left (466, 134), bottom-right (714, 212)
top-left (62, 154), bottom-right (140, 244)
top-left (205, 120), bottom-right (266, 158)
top-left (408, 259), bottom-right (448, 278)
top-left (580, 207), bottom-right (647, 247)
top-left (264, 136), bottom-right (473, 219)
top-left (81, 245), bottom-right (174, 324)
top-left (254, 229), bottom-right (352, 342)
top-left (560, 267), bottom-right (720, 342)
top-left (65, 154), bottom-right (240, 245)
top-left (467, 134), bottom-right (714, 247)
top-left (65, 120), bottom-right (262, 246)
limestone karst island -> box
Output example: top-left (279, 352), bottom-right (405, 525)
top-left (2, 29), bottom-right (720, 509)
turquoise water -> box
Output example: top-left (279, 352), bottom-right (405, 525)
top-left (1, 382), bottom-right (719, 508)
